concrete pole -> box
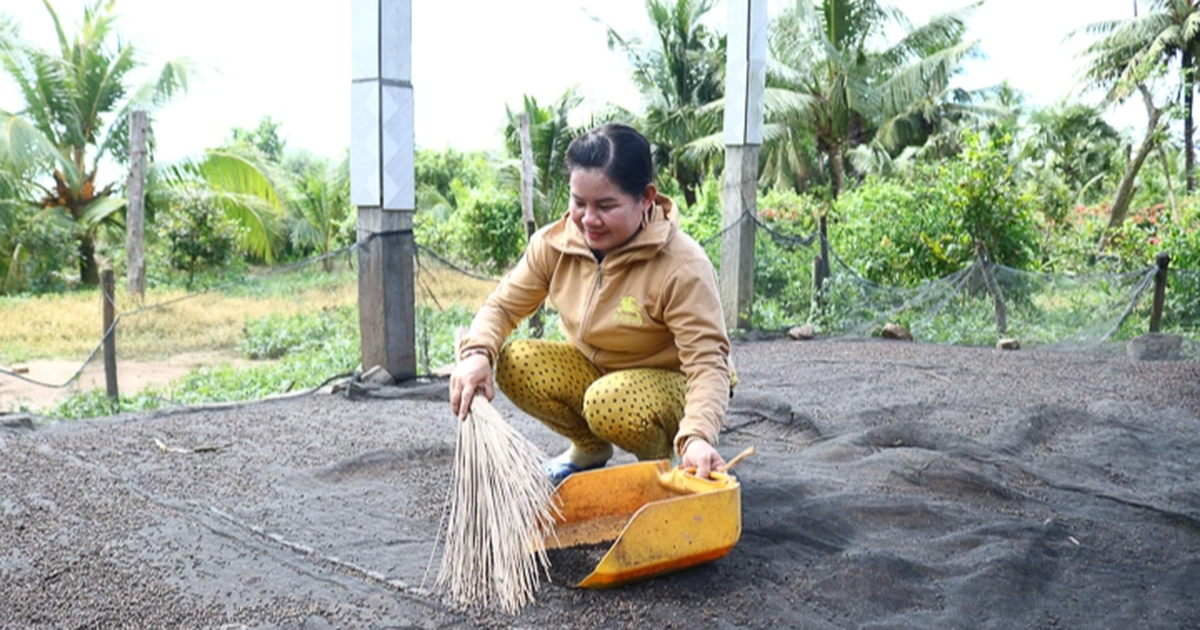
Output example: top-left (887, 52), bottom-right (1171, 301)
top-left (720, 0), bottom-right (767, 331)
top-left (351, 0), bottom-right (417, 381)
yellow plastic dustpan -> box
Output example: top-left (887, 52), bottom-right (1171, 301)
top-left (543, 458), bottom-right (742, 588)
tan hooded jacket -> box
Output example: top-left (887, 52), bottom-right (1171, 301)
top-left (458, 194), bottom-right (732, 454)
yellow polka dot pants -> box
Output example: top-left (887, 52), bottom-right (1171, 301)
top-left (495, 339), bottom-right (687, 461)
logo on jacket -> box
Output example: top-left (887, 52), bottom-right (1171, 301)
top-left (614, 296), bottom-right (643, 326)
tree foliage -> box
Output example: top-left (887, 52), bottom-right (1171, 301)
top-left (763, 0), bottom-right (979, 197)
top-left (1023, 101), bottom-right (1123, 206)
top-left (1077, 0), bottom-right (1200, 191)
top-left (502, 90), bottom-right (584, 226)
top-left (603, 0), bottom-right (726, 205)
top-left (156, 187), bottom-right (242, 289)
top-left (0, 0), bottom-right (191, 286)
top-left (228, 116), bottom-right (287, 163)
top-left (286, 155), bottom-right (352, 270)
top-left (153, 149), bottom-right (286, 264)
top-left (830, 130), bottom-right (1037, 286)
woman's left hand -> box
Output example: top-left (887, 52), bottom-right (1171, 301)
top-left (683, 438), bottom-right (725, 479)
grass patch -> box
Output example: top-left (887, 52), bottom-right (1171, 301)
top-left (0, 263), bottom-right (494, 365)
top-left (5, 261), bottom-right (500, 419)
top-left (44, 301), bottom-right (532, 419)
top-left (0, 283), bottom-right (355, 363)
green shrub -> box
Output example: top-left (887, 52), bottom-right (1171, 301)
top-left (49, 389), bottom-right (166, 420)
top-left (453, 185), bottom-right (526, 274)
top-left (831, 133), bottom-right (1039, 286)
top-left (832, 169), bottom-right (963, 286)
top-left (1040, 197), bottom-right (1195, 274)
top-left (157, 189), bottom-right (244, 289)
top-left (1, 205), bottom-right (77, 294)
top-left (177, 332), bottom-right (359, 403)
top-left (678, 173), bottom-right (723, 247)
top-left (951, 132), bottom-right (1039, 270)
top-left (415, 179), bottom-right (525, 275)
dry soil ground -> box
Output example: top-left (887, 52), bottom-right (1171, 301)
top-left (2, 338), bottom-right (1199, 629)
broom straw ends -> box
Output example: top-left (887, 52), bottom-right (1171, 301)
top-left (436, 392), bottom-right (559, 614)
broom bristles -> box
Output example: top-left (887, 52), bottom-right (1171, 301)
top-left (436, 393), bottom-right (558, 614)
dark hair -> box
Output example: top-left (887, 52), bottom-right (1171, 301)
top-left (565, 123), bottom-right (655, 198)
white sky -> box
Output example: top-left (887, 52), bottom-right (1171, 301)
top-left (1, 0), bottom-right (1141, 165)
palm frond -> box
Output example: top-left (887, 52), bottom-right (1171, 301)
top-left (198, 150), bottom-right (283, 209)
top-left (196, 150), bottom-right (286, 262)
top-left (0, 13), bottom-right (18, 50)
top-left (129, 57), bottom-right (194, 109)
top-left (1077, 9), bottom-right (1185, 102)
top-left (847, 140), bottom-right (898, 177)
top-left (761, 87), bottom-right (819, 120)
top-left (679, 130), bottom-right (724, 163)
top-left (289, 214), bottom-right (323, 250)
top-left (879, 2), bottom-right (977, 68)
top-left (210, 189), bottom-right (284, 263)
top-left (1185, 10), bottom-right (1200, 43)
top-left (0, 110), bottom-right (64, 179)
top-left (79, 194), bottom-right (125, 228)
top-left (873, 39), bottom-right (979, 121)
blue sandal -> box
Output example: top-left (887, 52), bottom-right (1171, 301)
top-left (541, 459), bottom-right (606, 486)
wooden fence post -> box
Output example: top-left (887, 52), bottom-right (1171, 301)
top-left (975, 241), bottom-right (1008, 336)
top-left (813, 212), bottom-right (830, 314)
top-left (1149, 251), bottom-right (1171, 333)
top-left (518, 112), bottom-right (538, 239)
top-left (126, 110), bottom-right (147, 299)
top-left (101, 269), bottom-right (119, 408)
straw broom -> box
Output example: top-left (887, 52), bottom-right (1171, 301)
top-left (436, 392), bottom-right (558, 614)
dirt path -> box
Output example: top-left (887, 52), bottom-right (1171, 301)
top-left (0, 352), bottom-right (245, 411)
top-left (2, 339), bottom-right (1198, 628)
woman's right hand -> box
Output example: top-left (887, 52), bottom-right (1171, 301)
top-left (449, 354), bottom-right (495, 421)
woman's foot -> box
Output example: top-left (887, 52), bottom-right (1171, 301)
top-left (542, 443), bottom-right (612, 485)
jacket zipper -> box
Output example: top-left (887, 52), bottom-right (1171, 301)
top-left (579, 261), bottom-right (603, 358)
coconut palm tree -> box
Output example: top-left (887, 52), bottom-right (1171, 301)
top-left (501, 90), bottom-right (584, 226)
top-left (602, 0), bottom-right (726, 206)
top-left (1023, 101), bottom-right (1123, 201)
top-left (286, 155), bottom-right (352, 271)
top-left (763, 0), bottom-right (979, 199)
top-left (1076, 2), bottom-right (1186, 231)
top-left (1077, 0), bottom-right (1200, 191)
top-left (0, 0), bottom-right (191, 285)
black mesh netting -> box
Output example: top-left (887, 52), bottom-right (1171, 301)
top-left (692, 213), bottom-right (1200, 359)
top-left (3, 216), bottom-right (1198, 627)
top-left (2, 338), bottom-right (1197, 628)
top-left (825, 252), bottom-right (1200, 358)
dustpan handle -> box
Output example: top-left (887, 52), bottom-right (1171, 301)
top-left (719, 445), bottom-right (756, 473)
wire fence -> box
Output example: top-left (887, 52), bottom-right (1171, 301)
top-left (2, 209), bottom-right (1197, 416)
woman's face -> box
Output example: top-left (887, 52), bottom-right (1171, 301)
top-left (568, 168), bottom-right (655, 254)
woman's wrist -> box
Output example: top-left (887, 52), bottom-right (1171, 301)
top-left (458, 347), bottom-right (492, 365)
top-left (677, 434), bottom-right (709, 458)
